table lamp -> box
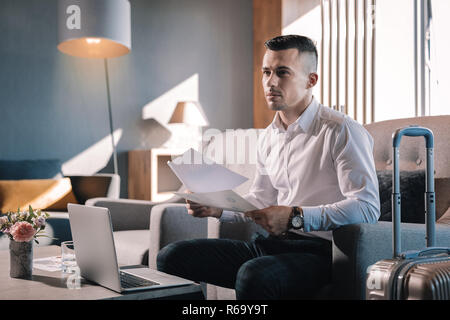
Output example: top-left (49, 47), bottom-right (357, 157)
top-left (168, 101), bottom-right (209, 127)
top-left (57, 0), bottom-right (131, 174)
top-left (168, 101), bottom-right (209, 149)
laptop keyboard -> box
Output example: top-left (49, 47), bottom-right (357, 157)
top-left (120, 271), bottom-right (159, 289)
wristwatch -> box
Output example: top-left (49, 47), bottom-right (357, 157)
top-left (289, 206), bottom-right (304, 230)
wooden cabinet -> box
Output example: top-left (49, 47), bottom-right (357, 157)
top-left (128, 148), bottom-right (185, 201)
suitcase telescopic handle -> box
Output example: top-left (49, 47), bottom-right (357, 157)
top-left (391, 126), bottom-right (435, 258)
top-left (400, 247), bottom-right (450, 259)
top-left (392, 125), bottom-right (434, 149)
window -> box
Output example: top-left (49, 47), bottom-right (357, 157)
top-left (282, 0), bottom-right (450, 123)
top-left (429, 0), bottom-right (450, 116)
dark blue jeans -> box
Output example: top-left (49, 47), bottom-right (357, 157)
top-left (157, 233), bottom-right (332, 299)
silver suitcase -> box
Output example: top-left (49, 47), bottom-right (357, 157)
top-left (366, 126), bottom-right (450, 300)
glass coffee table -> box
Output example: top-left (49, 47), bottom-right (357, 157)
top-left (0, 245), bottom-right (203, 300)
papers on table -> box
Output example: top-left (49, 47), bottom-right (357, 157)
top-left (169, 149), bottom-right (257, 212)
top-left (33, 256), bottom-right (62, 272)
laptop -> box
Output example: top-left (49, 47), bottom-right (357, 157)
top-left (67, 203), bottom-right (194, 293)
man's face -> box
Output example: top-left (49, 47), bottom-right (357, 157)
top-left (262, 48), bottom-right (312, 111)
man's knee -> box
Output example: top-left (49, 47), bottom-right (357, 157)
top-left (157, 240), bottom-right (190, 273)
top-left (235, 258), bottom-right (277, 300)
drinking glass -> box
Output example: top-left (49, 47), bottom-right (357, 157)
top-left (61, 241), bottom-right (77, 273)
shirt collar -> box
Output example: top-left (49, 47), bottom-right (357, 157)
top-left (270, 97), bottom-right (319, 134)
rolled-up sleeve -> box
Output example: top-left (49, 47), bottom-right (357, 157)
top-left (302, 119), bottom-right (381, 232)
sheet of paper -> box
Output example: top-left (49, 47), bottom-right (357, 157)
top-left (168, 148), bottom-right (248, 193)
top-left (33, 256), bottom-right (62, 272)
top-left (174, 190), bottom-right (258, 212)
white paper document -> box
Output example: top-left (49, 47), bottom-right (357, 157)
top-left (33, 256), bottom-right (62, 272)
top-left (167, 148), bottom-right (248, 193)
top-left (169, 149), bottom-right (257, 212)
top-left (174, 190), bottom-right (258, 212)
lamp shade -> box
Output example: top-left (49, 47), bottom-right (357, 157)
top-left (57, 0), bottom-right (131, 58)
top-left (169, 101), bottom-right (209, 127)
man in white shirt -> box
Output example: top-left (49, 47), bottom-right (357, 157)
top-left (157, 35), bottom-right (380, 299)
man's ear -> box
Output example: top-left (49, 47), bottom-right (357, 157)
top-left (307, 73), bottom-right (319, 88)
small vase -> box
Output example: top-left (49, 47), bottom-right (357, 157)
top-left (9, 240), bottom-right (33, 279)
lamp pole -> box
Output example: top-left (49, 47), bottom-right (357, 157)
top-left (57, 0), bottom-right (131, 176)
top-left (104, 58), bottom-right (118, 175)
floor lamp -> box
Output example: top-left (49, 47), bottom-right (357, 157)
top-left (57, 0), bottom-right (131, 175)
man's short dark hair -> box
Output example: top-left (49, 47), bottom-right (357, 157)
top-left (264, 35), bottom-right (318, 72)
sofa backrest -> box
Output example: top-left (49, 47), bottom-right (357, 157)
top-left (365, 115), bottom-right (450, 219)
top-left (0, 159), bottom-right (63, 180)
top-left (364, 115), bottom-right (450, 178)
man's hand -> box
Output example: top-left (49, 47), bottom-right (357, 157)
top-left (244, 206), bottom-right (292, 235)
top-left (186, 199), bottom-right (223, 218)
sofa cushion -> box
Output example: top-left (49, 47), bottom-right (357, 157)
top-left (377, 170), bottom-right (426, 223)
top-left (377, 171), bottom-right (450, 223)
top-left (0, 178), bottom-right (78, 213)
top-left (0, 159), bottom-right (62, 180)
top-left (113, 230), bottom-right (150, 266)
top-left (68, 176), bottom-right (114, 204)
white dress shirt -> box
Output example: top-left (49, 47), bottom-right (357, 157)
top-left (219, 97), bottom-right (380, 241)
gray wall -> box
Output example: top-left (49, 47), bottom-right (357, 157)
top-left (0, 0), bottom-right (253, 197)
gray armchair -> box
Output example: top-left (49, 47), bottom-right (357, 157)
top-left (332, 221), bottom-right (450, 299)
top-left (85, 195), bottom-right (186, 266)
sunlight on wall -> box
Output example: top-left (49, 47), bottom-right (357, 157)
top-left (141, 74), bottom-right (199, 122)
top-left (61, 128), bottom-right (123, 175)
top-left (283, 5), bottom-right (321, 42)
top-left (375, 0), bottom-right (415, 121)
top-left (282, 5), bottom-right (321, 100)
top-left (141, 73), bottom-right (200, 149)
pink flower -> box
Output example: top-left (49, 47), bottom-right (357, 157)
top-left (10, 222), bottom-right (36, 242)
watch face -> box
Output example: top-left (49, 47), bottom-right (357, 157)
top-left (292, 215), bottom-right (302, 228)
